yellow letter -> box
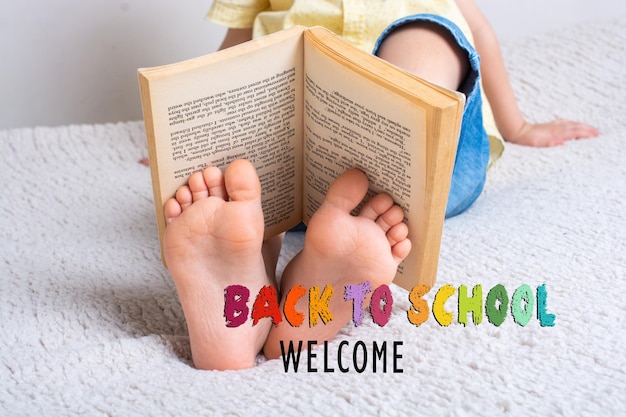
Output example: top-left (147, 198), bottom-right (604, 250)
top-left (309, 285), bottom-right (334, 327)
top-left (433, 284), bottom-right (455, 326)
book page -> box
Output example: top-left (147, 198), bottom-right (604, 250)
top-left (302, 34), bottom-right (426, 284)
top-left (139, 27), bottom-right (306, 242)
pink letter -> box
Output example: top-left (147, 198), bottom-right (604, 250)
top-left (371, 284), bottom-right (393, 327)
top-left (224, 285), bottom-right (249, 328)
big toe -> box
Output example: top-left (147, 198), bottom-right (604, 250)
top-left (224, 159), bottom-right (262, 202)
top-left (323, 168), bottom-right (369, 213)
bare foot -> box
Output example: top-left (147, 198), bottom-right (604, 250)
top-left (163, 159), bottom-right (275, 370)
top-left (264, 168), bottom-right (411, 358)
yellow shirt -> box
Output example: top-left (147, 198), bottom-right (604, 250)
top-left (207, 0), bottom-right (504, 162)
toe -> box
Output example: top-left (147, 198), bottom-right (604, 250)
top-left (376, 205), bottom-right (405, 232)
top-left (164, 197), bottom-right (183, 224)
top-left (391, 238), bottom-right (412, 264)
top-left (175, 185), bottom-right (193, 211)
top-left (386, 222), bottom-right (409, 247)
top-left (188, 171), bottom-right (210, 201)
top-left (324, 168), bottom-right (369, 213)
top-left (224, 159), bottom-right (262, 202)
top-left (359, 193), bottom-right (394, 222)
top-left (387, 222), bottom-right (411, 263)
top-left (202, 166), bottom-right (227, 199)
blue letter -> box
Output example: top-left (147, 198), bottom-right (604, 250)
top-left (537, 284), bottom-right (556, 327)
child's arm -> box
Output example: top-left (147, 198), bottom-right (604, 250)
top-left (218, 28), bottom-right (253, 50)
top-left (455, 0), bottom-right (599, 146)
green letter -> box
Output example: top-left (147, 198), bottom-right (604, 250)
top-left (485, 284), bottom-right (508, 326)
top-left (511, 284), bottom-right (534, 326)
top-left (458, 284), bottom-right (483, 326)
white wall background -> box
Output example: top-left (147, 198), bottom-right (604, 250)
top-left (1, 0), bottom-right (625, 129)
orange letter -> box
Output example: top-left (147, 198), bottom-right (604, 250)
top-left (407, 285), bottom-right (430, 326)
top-left (284, 284), bottom-right (307, 327)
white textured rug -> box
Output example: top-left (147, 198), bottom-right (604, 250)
top-left (2, 17), bottom-right (626, 416)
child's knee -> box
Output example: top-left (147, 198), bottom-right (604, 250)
top-left (374, 21), bottom-right (469, 91)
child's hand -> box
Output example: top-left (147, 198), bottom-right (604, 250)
top-left (507, 119), bottom-right (600, 147)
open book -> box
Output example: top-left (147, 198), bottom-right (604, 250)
top-left (138, 25), bottom-right (463, 291)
